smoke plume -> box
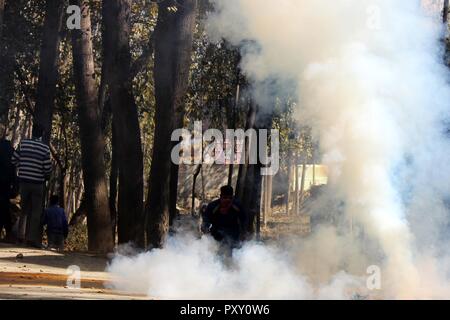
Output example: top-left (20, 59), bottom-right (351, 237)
top-left (107, 0), bottom-right (450, 299)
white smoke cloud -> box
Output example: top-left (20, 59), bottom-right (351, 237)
top-left (207, 0), bottom-right (450, 298)
top-left (107, 1), bottom-right (450, 299)
top-left (107, 231), bottom-right (365, 299)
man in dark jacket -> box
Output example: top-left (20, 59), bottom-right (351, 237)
top-left (202, 185), bottom-right (247, 249)
top-left (0, 124), bottom-right (16, 242)
top-left (43, 195), bottom-right (68, 251)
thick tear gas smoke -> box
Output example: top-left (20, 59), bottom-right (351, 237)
top-left (107, 0), bottom-right (450, 299)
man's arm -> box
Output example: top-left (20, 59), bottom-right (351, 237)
top-left (43, 147), bottom-right (52, 179)
top-left (11, 143), bottom-right (20, 167)
top-left (201, 202), bottom-right (216, 233)
top-left (62, 211), bottom-right (69, 238)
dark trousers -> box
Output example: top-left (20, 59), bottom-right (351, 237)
top-left (48, 233), bottom-right (64, 251)
top-left (18, 182), bottom-right (44, 244)
top-left (0, 194), bottom-right (11, 237)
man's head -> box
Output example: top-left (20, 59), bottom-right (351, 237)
top-left (219, 185), bottom-right (234, 214)
top-left (220, 185), bottom-right (234, 202)
top-left (50, 195), bottom-right (60, 206)
top-left (32, 124), bottom-right (44, 140)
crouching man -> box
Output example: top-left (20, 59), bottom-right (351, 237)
top-left (201, 185), bottom-right (247, 255)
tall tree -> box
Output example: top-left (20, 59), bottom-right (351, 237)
top-left (445, 0), bottom-right (450, 67)
top-left (0, 0), bottom-right (6, 123)
top-left (236, 100), bottom-right (257, 201)
top-left (109, 120), bottom-right (119, 239)
top-left (444, 0), bottom-right (449, 24)
top-left (102, 0), bottom-right (145, 246)
top-left (146, 0), bottom-right (197, 248)
top-left (235, 103), bottom-right (273, 237)
top-left (71, 0), bottom-right (113, 253)
top-left (285, 144), bottom-right (292, 215)
top-left (0, 0), bottom-right (14, 125)
top-left (0, 0), bottom-right (5, 40)
top-left (33, 0), bottom-right (65, 143)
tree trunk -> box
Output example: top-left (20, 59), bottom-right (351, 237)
top-left (69, 198), bottom-right (86, 226)
top-left (313, 162), bottom-right (316, 185)
top-left (249, 113), bottom-right (272, 235)
top-left (0, 0), bottom-right (15, 125)
top-left (146, 0), bottom-right (197, 249)
top-left (235, 100), bottom-right (257, 201)
top-left (169, 110), bottom-right (185, 226)
top-left (444, 0), bottom-right (450, 67)
top-left (0, 0), bottom-right (4, 40)
top-left (33, 0), bottom-right (64, 144)
top-left (227, 82), bottom-right (240, 186)
top-left (71, 0), bottom-right (113, 253)
top-left (242, 151), bottom-right (263, 237)
top-left (294, 153), bottom-right (299, 215)
top-left (191, 164), bottom-right (202, 216)
top-left (261, 175), bottom-right (266, 226)
top-left (109, 121), bottom-right (118, 241)
top-left (236, 102), bottom-right (271, 238)
top-left (102, 0), bottom-right (144, 247)
top-left (0, 54), bottom-right (14, 125)
top-left (264, 174), bottom-right (272, 227)
top-left (299, 158), bottom-right (307, 206)
top-left (285, 147), bottom-right (292, 215)
top-left (169, 160), bottom-right (180, 226)
top-left (444, 0), bottom-right (449, 24)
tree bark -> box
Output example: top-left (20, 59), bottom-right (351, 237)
top-left (69, 198), bottom-right (86, 226)
top-left (444, 0), bottom-right (449, 24)
top-left (33, 0), bottom-right (65, 144)
top-left (299, 158), bottom-right (307, 205)
top-left (0, 0), bottom-right (4, 40)
top-left (191, 164), bottom-right (202, 216)
top-left (294, 153), bottom-right (299, 215)
top-left (71, 0), bottom-right (113, 253)
top-left (285, 147), bottom-right (292, 215)
top-left (146, 0), bottom-right (197, 249)
top-left (227, 82), bottom-right (240, 186)
top-left (235, 100), bottom-right (257, 201)
top-left (264, 174), bottom-right (272, 227)
top-left (169, 160), bottom-right (180, 226)
top-left (242, 150), bottom-right (263, 237)
top-left (109, 121), bottom-right (118, 241)
top-left (102, 0), bottom-right (144, 246)
top-left (236, 102), bottom-right (272, 238)
top-left (246, 112), bottom-right (272, 236)
top-left (0, 0), bottom-right (14, 125)
top-left (169, 106), bottom-right (187, 226)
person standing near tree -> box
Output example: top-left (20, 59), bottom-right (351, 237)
top-left (11, 125), bottom-right (52, 248)
top-left (0, 123), bottom-right (16, 243)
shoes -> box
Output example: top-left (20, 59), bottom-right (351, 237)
top-left (26, 240), bottom-right (43, 249)
top-left (0, 235), bottom-right (16, 244)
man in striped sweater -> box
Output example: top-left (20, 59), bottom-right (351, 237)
top-left (11, 125), bottom-right (52, 248)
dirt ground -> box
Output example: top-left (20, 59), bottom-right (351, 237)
top-left (0, 243), bottom-right (147, 300)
